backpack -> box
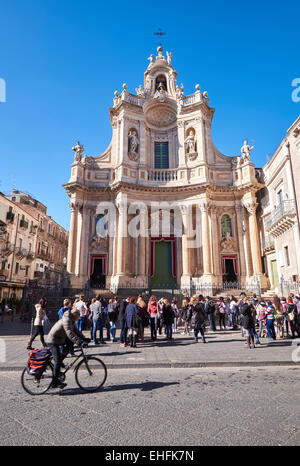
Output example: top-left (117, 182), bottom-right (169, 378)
top-left (287, 303), bottom-right (296, 313)
top-left (26, 348), bottom-right (52, 377)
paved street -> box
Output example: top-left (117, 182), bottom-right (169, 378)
top-left (1, 367), bottom-right (300, 446)
top-left (0, 320), bottom-right (298, 370)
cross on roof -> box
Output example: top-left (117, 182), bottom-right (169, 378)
top-left (153, 28), bottom-right (166, 46)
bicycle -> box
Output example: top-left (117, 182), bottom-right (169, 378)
top-left (21, 342), bottom-right (107, 396)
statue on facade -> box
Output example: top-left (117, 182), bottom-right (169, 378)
top-left (166, 51), bottom-right (173, 65)
top-left (147, 54), bottom-right (154, 65)
top-left (220, 231), bottom-right (236, 251)
top-left (175, 83), bottom-right (184, 101)
top-left (72, 141), bottom-right (84, 162)
top-left (128, 130), bottom-right (138, 154)
top-left (241, 140), bottom-right (254, 162)
top-left (135, 84), bottom-right (145, 96)
top-left (185, 130), bottom-right (196, 154)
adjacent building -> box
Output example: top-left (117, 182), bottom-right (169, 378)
top-left (0, 190), bottom-right (69, 300)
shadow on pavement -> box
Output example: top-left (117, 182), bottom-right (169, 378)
top-left (55, 380), bottom-right (179, 397)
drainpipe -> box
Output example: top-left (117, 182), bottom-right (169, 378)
top-left (9, 213), bottom-right (20, 283)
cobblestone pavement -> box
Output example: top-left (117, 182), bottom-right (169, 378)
top-left (0, 320), bottom-right (298, 369)
top-left (1, 367), bottom-right (300, 446)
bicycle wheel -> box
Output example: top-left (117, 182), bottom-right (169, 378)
top-left (21, 363), bottom-right (53, 396)
top-left (75, 356), bottom-right (107, 392)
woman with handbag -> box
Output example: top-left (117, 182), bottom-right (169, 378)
top-left (147, 295), bottom-right (159, 341)
top-left (27, 298), bottom-right (48, 350)
top-left (136, 296), bottom-right (147, 342)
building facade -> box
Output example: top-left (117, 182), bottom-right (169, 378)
top-left (0, 190), bottom-right (69, 300)
top-left (64, 46), bottom-right (268, 293)
top-left (260, 117), bottom-right (300, 293)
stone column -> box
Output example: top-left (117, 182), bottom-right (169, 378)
top-left (67, 202), bottom-right (78, 274)
top-left (116, 200), bottom-right (127, 275)
top-left (201, 203), bottom-right (212, 276)
top-left (79, 207), bottom-right (91, 280)
top-left (74, 205), bottom-right (84, 277)
top-left (235, 202), bottom-right (247, 280)
top-left (211, 206), bottom-right (221, 279)
top-left (180, 205), bottom-right (191, 277)
top-left (244, 201), bottom-right (262, 275)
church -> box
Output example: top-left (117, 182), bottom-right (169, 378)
top-left (63, 46), bottom-right (269, 294)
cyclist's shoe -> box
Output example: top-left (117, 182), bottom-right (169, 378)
top-left (51, 381), bottom-right (67, 389)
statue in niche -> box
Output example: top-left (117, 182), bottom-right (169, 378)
top-left (185, 130), bottom-right (196, 154)
top-left (72, 141), bottom-right (84, 162)
top-left (128, 129), bottom-right (138, 154)
top-left (241, 140), bottom-right (254, 162)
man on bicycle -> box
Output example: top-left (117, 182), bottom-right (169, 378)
top-left (47, 308), bottom-right (88, 389)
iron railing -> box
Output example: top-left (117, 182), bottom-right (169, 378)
top-left (265, 200), bottom-right (296, 230)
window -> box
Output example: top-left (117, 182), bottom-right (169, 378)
top-left (221, 214), bottom-right (232, 237)
top-left (284, 246), bottom-right (290, 266)
top-left (25, 266), bottom-right (29, 276)
top-left (154, 142), bottom-right (169, 169)
top-left (95, 214), bottom-right (106, 237)
top-left (15, 262), bottom-right (19, 274)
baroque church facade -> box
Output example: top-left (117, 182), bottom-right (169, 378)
top-left (63, 46), bottom-right (268, 293)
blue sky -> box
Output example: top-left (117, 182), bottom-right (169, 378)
top-left (0, 0), bottom-right (299, 230)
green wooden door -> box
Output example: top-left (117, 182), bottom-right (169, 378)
top-left (151, 241), bottom-right (176, 289)
top-left (271, 260), bottom-right (279, 288)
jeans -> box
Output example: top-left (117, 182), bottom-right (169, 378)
top-left (172, 317), bottom-right (177, 332)
top-left (77, 316), bottom-right (85, 332)
top-left (219, 314), bottom-right (226, 329)
top-left (209, 313), bottom-right (216, 331)
top-left (28, 325), bottom-right (45, 347)
top-left (49, 344), bottom-right (63, 383)
top-left (266, 319), bottom-right (276, 340)
top-left (259, 320), bottom-right (264, 337)
top-left (109, 322), bottom-right (116, 341)
top-left (150, 317), bottom-right (157, 340)
top-left (119, 319), bottom-right (128, 344)
top-left (284, 316), bottom-right (290, 335)
top-left (227, 314), bottom-right (232, 327)
top-left (93, 319), bottom-right (104, 343)
top-left (253, 328), bottom-right (260, 343)
top-left (166, 324), bottom-right (173, 338)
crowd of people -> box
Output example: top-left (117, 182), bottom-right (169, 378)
top-left (24, 291), bottom-right (300, 389)
top-left (27, 291), bottom-right (300, 351)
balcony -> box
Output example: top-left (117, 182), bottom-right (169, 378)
top-left (29, 226), bottom-right (37, 235)
top-left (6, 211), bottom-right (15, 223)
top-left (15, 247), bottom-right (27, 259)
top-left (1, 243), bottom-right (15, 256)
top-left (265, 200), bottom-right (297, 236)
top-left (148, 169), bottom-right (178, 182)
top-left (26, 251), bottom-right (35, 261)
top-left (34, 271), bottom-right (43, 278)
top-left (262, 237), bottom-right (275, 253)
top-left (20, 219), bottom-right (29, 229)
top-left (0, 269), bottom-right (9, 280)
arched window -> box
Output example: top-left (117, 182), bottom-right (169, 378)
top-left (221, 214), bottom-right (232, 237)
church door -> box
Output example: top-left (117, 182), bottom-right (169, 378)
top-left (151, 239), bottom-right (176, 289)
top-left (90, 255), bottom-right (106, 288)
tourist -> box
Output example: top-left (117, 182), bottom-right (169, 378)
top-left (171, 298), bottom-right (179, 333)
top-left (157, 298), bottom-right (164, 335)
top-left (273, 295), bottom-right (284, 338)
top-left (188, 296), bottom-right (206, 343)
top-left (125, 297), bottom-right (139, 348)
top-left (107, 297), bottom-right (119, 342)
top-left (229, 295), bottom-right (239, 330)
top-left (217, 297), bottom-right (226, 330)
top-left (27, 298), bottom-right (48, 350)
top-left (162, 298), bottom-right (175, 341)
top-left (58, 298), bottom-right (72, 320)
top-left (76, 295), bottom-right (88, 332)
top-left (91, 294), bottom-right (106, 345)
top-left (180, 298), bottom-right (190, 335)
top-left (225, 296), bottom-right (232, 328)
top-left (265, 300), bottom-right (276, 341)
top-left (205, 296), bottom-right (216, 331)
top-left (281, 297), bottom-right (290, 337)
top-left (119, 297), bottom-right (129, 347)
top-left (148, 295), bottom-right (159, 341)
top-left (239, 292), bottom-right (256, 349)
top-left (136, 296), bottom-right (147, 342)
top-left (257, 300), bottom-right (267, 338)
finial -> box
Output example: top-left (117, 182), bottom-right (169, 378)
top-left (203, 91), bottom-right (208, 98)
top-left (195, 84), bottom-right (200, 91)
top-left (114, 90), bottom-right (119, 97)
top-left (122, 83), bottom-right (128, 90)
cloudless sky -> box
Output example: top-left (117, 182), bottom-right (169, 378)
top-left (0, 0), bottom-right (299, 230)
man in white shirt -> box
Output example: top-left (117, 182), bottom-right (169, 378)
top-left (76, 295), bottom-right (87, 332)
